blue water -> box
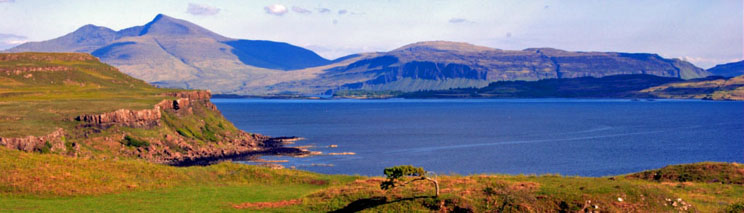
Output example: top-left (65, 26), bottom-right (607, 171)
top-left (212, 98), bottom-right (744, 177)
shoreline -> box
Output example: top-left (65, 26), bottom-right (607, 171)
top-left (168, 136), bottom-right (320, 167)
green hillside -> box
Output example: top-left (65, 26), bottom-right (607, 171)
top-left (1, 146), bottom-right (742, 212)
top-left (0, 52), bottom-right (169, 137)
top-left (0, 52), bottom-right (296, 164)
top-left (641, 75), bottom-right (744, 100)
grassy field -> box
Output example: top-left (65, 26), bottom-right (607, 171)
top-left (0, 53), bottom-right (176, 137)
top-left (1, 146), bottom-right (742, 212)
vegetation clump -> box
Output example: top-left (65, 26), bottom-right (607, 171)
top-left (626, 162), bottom-right (744, 184)
top-left (122, 135), bottom-right (149, 148)
top-left (381, 165), bottom-right (439, 197)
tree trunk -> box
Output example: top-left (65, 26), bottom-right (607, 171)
top-left (424, 177), bottom-right (439, 197)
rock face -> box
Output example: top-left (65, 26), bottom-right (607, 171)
top-left (70, 90), bottom-right (305, 164)
top-left (76, 107), bottom-right (162, 128)
top-left (0, 128), bottom-right (66, 152)
top-left (75, 91), bottom-right (213, 128)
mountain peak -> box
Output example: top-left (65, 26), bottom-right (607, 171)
top-left (137, 14), bottom-right (228, 40)
top-left (392, 41), bottom-right (497, 53)
top-left (73, 24), bottom-right (115, 34)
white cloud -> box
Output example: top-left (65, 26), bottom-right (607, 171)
top-left (292, 6), bottom-right (311, 14)
top-left (0, 33), bottom-right (28, 50)
top-left (264, 4), bottom-right (288, 16)
top-left (338, 9), bottom-right (347, 15)
top-left (0, 0), bottom-right (14, 3)
top-left (678, 56), bottom-right (743, 69)
top-left (449, 18), bottom-right (473, 24)
top-left (187, 3), bottom-right (220, 16)
top-left (317, 8), bottom-right (331, 14)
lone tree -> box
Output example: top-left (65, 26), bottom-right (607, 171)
top-left (380, 165), bottom-right (439, 197)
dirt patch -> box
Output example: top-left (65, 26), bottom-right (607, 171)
top-left (232, 199), bottom-right (302, 209)
top-left (510, 182), bottom-right (540, 191)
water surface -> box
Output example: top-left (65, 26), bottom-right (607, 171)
top-left (212, 98), bottom-right (744, 177)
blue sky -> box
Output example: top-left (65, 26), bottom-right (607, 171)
top-left (0, 0), bottom-right (741, 68)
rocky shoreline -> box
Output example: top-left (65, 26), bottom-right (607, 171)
top-left (168, 136), bottom-right (317, 166)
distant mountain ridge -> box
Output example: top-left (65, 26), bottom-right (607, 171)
top-left (707, 60), bottom-right (744, 77)
top-left (260, 41), bottom-right (709, 95)
top-left (8, 14), bottom-right (331, 93)
top-left (7, 14), bottom-right (711, 95)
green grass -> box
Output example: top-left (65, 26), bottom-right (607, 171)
top-left (0, 185), bottom-right (322, 212)
top-left (0, 53), bottom-right (174, 137)
top-left (0, 146), bottom-right (742, 212)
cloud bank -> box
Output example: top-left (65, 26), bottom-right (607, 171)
top-left (0, 33), bottom-right (28, 50)
top-left (265, 4), bottom-right (288, 16)
top-left (317, 8), bottom-right (331, 14)
top-left (187, 3), bottom-right (220, 16)
top-left (449, 18), bottom-right (473, 24)
top-left (292, 6), bottom-right (311, 14)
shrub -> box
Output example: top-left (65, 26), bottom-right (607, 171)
top-left (724, 202), bottom-right (744, 213)
top-left (39, 141), bottom-right (53, 153)
top-left (122, 135), bottom-right (150, 148)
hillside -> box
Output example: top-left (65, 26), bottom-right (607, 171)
top-left (0, 148), bottom-right (742, 212)
top-left (707, 60), bottom-right (744, 77)
top-left (396, 74), bottom-right (684, 99)
top-left (640, 75), bottom-right (744, 100)
top-left (260, 41), bottom-right (709, 95)
top-left (7, 14), bottom-right (331, 94)
top-left (8, 15), bottom-right (710, 96)
top-left (0, 52), bottom-right (304, 164)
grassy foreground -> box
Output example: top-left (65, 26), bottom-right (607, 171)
top-left (1, 146), bottom-right (742, 212)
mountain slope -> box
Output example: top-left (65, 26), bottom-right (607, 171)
top-left (257, 41), bottom-right (709, 95)
top-left (6, 14), bottom-right (330, 93)
top-left (640, 75), bottom-right (744, 100)
top-left (707, 60), bottom-right (744, 77)
top-left (8, 17), bottom-right (709, 95)
top-left (398, 74), bottom-right (684, 99)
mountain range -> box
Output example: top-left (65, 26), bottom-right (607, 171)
top-left (6, 14), bottom-right (715, 95)
top-left (707, 60), bottom-right (744, 77)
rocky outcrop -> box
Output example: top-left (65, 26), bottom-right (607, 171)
top-left (0, 128), bottom-right (66, 152)
top-left (75, 107), bottom-right (162, 128)
top-left (163, 91), bottom-right (217, 111)
top-left (75, 91), bottom-right (213, 128)
top-left (165, 90), bottom-right (211, 100)
top-left (0, 52), bottom-right (97, 62)
top-left (0, 66), bottom-right (72, 75)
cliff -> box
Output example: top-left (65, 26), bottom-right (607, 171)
top-left (260, 41), bottom-right (710, 95)
top-left (0, 52), bottom-right (306, 165)
top-left (0, 128), bottom-right (67, 153)
top-left (71, 90), bottom-right (305, 164)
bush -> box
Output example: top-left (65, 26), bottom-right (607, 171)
top-left (38, 141), bottom-right (53, 153)
top-left (724, 202), bottom-right (744, 213)
top-left (122, 135), bottom-right (150, 148)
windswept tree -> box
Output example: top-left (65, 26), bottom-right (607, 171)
top-left (380, 165), bottom-right (439, 197)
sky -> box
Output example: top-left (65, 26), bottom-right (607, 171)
top-left (0, 0), bottom-right (741, 68)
